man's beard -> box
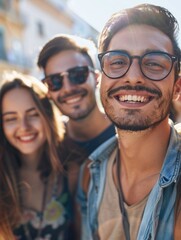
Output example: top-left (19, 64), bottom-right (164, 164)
top-left (102, 90), bottom-right (172, 132)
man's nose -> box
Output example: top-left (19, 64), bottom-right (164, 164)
top-left (61, 73), bottom-right (75, 91)
top-left (123, 59), bottom-right (145, 85)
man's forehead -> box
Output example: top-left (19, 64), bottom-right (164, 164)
top-left (45, 50), bottom-right (90, 74)
top-left (107, 24), bottom-right (173, 54)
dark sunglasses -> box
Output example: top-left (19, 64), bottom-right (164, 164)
top-left (42, 66), bottom-right (94, 91)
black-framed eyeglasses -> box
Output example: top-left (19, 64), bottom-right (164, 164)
top-left (42, 66), bottom-right (94, 91)
top-left (98, 50), bottom-right (178, 81)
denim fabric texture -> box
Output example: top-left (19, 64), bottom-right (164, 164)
top-left (77, 122), bottom-right (181, 240)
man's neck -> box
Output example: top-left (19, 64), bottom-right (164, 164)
top-left (117, 118), bottom-right (171, 176)
top-left (114, 118), bottom-right (171, 205)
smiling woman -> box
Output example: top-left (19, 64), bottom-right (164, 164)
top-left (0, 72), bottom-right (77, 240)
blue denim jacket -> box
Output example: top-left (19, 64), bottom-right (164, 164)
top-left (77, 123), bottom-right (181, 240)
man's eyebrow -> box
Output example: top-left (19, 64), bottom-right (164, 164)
top-left (2, 107), bottom-right (36, 116)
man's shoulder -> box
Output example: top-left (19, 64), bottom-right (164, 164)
top-left (173, 123), bottom-right (181, 146)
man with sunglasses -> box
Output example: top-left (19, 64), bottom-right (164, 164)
top-left (37, 34), bottom-right (115, 159)
top-left (37, 34), bottom-right (115, 202)
top-left (77, 4), bottom-right (181, 240)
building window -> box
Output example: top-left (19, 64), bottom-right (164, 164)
top-left (37, 21), bottom-right (45, 37)
top-left (0, 0), bottom-right (5, 9)
top-left (0, 0), bottom-right (11, 10)
top-left (0, 28), bottom-right (6, 60)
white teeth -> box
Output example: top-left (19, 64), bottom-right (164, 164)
top-left (19, 135), bottom-right (35, 141)
top-left (133, 95), bottom-right (137, 101)
top-left (118, 95), bottom-right (147, 103)
top-left (141, 96), bottom-right (144, 102)
top-left (128, 95), bottom-right (132, 101)
top-left (66, 96), bottom-right (81, 104)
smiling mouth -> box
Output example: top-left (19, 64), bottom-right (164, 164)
top-left (59, 91), bottom-right (87, 104)
top-left (65, 95), bottom-right (83, 104)
top-left (115, 94), bottom-right (153, 103)
top-left (18, 134), bottom-right (37, 142)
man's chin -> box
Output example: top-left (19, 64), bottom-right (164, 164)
top-left (69, 114), bottom-right (90, 121)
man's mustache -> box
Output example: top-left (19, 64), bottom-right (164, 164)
top-left (108, 85), bottom-right (162, 98)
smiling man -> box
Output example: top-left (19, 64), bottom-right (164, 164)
top-left (37, 34), bottom-right (115, 159)
top-left (78, 4), bottom-right (181, 240)
top-left (37, 35), bottom-right (116, 239)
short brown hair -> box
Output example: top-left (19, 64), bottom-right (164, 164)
top-left (37, 34), bottom-right (97, 70)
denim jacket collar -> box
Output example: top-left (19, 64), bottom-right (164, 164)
top-left (89, 122), bottom-right (181, 186)
top-left (159, 123), bottom-right (181, 187)
top-left (85, 123), bottom-right (181, 240)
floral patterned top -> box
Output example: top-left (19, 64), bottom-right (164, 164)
top-left (13, 176), bottom-right (74, 240)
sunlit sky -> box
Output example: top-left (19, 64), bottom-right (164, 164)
top-left (68, 0), bottom-right (181, 46)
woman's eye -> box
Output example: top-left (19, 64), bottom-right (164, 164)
top-left (28, 112), bottom-right (39, 118)
top-left (3, 117), bottom-right (18, 124)
top-left (3, 117), bottom-right (17, 123)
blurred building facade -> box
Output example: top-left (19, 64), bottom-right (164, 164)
top-left (0, 0), bottom-right (99, 77)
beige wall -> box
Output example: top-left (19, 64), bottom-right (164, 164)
top-left (0, 0), bottom-right (98, 76)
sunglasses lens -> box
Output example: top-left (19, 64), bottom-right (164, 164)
top-left (44, 74), bottom-right (63, 91)
top-left (43, 66), bottom-right (90, 91)
top-left (69, 66), bottom-right (89, 84)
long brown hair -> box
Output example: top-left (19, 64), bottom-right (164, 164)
top-left (0, 145), bottom-right (18, 240)
top-left (0, 71), bottom-right (65, 235)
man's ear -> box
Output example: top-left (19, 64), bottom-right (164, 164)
top-left (47, 91), bottom-right (52, 99)
top-left (94, 70), bottom-right (101, 86)
top-left (173, 77), bottom-right (181, 101)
